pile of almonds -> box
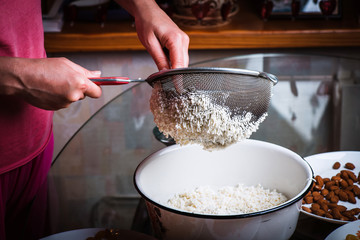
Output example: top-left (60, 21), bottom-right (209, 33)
top-left (302, 161), bottom-right (360, 221)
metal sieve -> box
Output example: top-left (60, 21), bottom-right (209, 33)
top-left (90, 67), bottom-right (278, 120)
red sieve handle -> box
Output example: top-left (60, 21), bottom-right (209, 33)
top-left (89, 77), bottom-right (131, 85)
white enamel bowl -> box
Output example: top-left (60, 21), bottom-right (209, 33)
top-left (134, 139), bottom-right (313, 240)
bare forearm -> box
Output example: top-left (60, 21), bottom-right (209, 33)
top-left (0, 56), bottom-right (30, 96)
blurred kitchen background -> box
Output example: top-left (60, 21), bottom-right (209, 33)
top-left (43, 0), bottom-right (360, 237)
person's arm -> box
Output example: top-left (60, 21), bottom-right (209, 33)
top-left (116, 0), bottom-right (189, 70)
top-left (0, 56), bottom-right (102, 110)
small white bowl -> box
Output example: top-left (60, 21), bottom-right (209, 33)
top-left (134, 139), bottom-right (313, 240)
top-left (302, 151), bottom-right (360, 224)
top-left (325, 220), bottom-right (360, 240)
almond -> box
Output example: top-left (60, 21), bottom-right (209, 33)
top-left (347, 179), bottom-right (354, 186)
top-left (317, 199), bottom-right (328, 205)
top-left (337, 205), bottom-right (347, 212)
top-left (325, 181), bottom-right (335, 190)
top-left (333, 161), bottom-right (341, 169)
top-left (321, 188), bottom-right (329, 197)
top-left (330, 195), bottom-right (339, 204)
top-left (313, 209), bottom-right (326, 217)
top-left (348, 171), bottom-right (358, 182)
top-left (327, 203), bottom-right (338, 209)
top-left (341, 171), bottom-right (349, 180)
top-left (312, 191), bottom-right (321, 197)
top-left (311, 203), bottom-right (321, 211)
top-left (304, 196), bottom-right (313, 204)
top-left (351, 208), bottom-right (360, 215)
top-left (315, 175), bottom-right (324, 187)
top-left (342, 210), bottom-right (355, 219)
top-left (331, 208), bottom-right (342, 219)
top-left (345, 162), bottom-right (355, 170)
top-left (340, 179), bottom-right (349, 188)
top-left (345, 190), bottom-right (355, 198)
top-left (342, 170), bottom-right (357, 182)
top-left (302, 206), bottom-right (311, 213)
top-left (349, 194), bottom-right (356, 204)
top-left (323, 178), bottom-right (331, 183)
top-left (338, 190), bottom-right (349, 201)
top-left (331, 176), bottom-right (341, 184)
top-left (334, 189), bottom-right (340, 195)
top-left (314, 194), bottom-right (323, 202)
top-left (326, 191), bottom-right (335, 201)
top-left (352, 185), bottom-right (360, 197)
top-left (320, 202), bottom-right (329, 212)
top-left (324, 212), bottom-right (333, 219)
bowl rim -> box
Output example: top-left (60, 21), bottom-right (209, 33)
top-left (133, 139), bottom-right (314, 219)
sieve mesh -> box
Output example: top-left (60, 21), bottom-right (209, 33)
top-left (147, 68), bottom-right (277, 120)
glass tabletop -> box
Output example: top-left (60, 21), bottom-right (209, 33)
top-left (47, 53), bottom-right (360, 239)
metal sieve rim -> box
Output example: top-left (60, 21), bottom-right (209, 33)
top-left (145, 67), bottom-right (278, 86)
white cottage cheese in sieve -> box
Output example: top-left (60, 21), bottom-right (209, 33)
top-left (150, 82), bottom-right (267, 150)
top-left (167, 184), bottom-right (287, 215)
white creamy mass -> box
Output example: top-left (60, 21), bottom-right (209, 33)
top-left (150, 82), bottom-right (267, 150)
top-left (167, 184), bottom-right (288, 215)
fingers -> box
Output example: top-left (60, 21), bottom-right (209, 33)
top-left (135, 15), bottom-right (189, 70)
top-left (60, 58), bottom-right (102, 99)
top-left (146, 35), bottom-right (171, 70)
top-left (89, 70), bottom-right (102, 76)
top-left (83, 70), bottom-right (102, 98)
top-left (166, 33), bottom-right (190, 69)
top-left (64, 64), bottom-right (102, 101)
top-left (122, 0), bottom-right (189, 70)
top-left (148, 32), bottom-right (190, 70)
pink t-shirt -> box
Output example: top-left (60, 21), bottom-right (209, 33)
top-left (0, 0), bottom-right (53, 174)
